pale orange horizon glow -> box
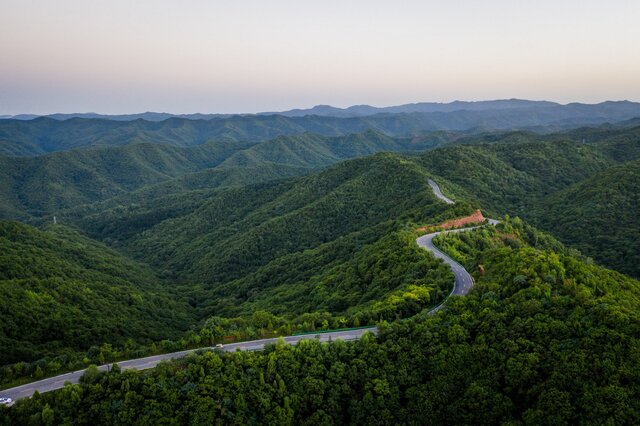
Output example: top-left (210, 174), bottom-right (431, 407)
top-left (1, 0), bottom-right (639, 114)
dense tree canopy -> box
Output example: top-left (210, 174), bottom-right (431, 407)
top-left (1, 122), bottom-right (639, 422)
top-left (3, 221), bottom-right (639, 425)
top-left (0, 221), bottom-right (194, 366)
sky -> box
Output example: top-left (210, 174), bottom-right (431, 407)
top-left (1, 0), bottom-right (639, 115)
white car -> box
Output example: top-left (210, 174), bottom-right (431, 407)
top-left (0, 397), bottom-right (12, 405)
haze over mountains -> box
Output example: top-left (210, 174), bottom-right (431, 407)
top-left (4, 99), bottom-right (640, 121)
top-left (2, 99), bottom-right (640, 158)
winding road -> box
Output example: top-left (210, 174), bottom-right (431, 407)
top-left (1, 179), bottom-right (496, 404)
top-left (428, 179), bottom-right (455, 204)
top-left (418, 220), bottom-right (499, 313)
top-left (421, 178), bottom-right (498, 312)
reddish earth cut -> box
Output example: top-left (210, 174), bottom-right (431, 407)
top-left (418, 209), bottom-right (486, 232)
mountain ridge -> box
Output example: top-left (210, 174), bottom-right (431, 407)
top-left (3, 99), bottom-right (638, 121)
top-left (3, 103), bottom-right (640, 156)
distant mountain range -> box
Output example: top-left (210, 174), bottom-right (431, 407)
top-left (261, 99), bottom-right (561, 117)
top-left (3, 99), bottom-right (640, 121)
top-left (3, 112), bottom-right (232, 122)
top-left (2, 100), bottom-right (640, 156)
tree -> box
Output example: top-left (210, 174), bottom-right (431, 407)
top-left (41, 404), bottom-right (55, 426)
top-left (80, 365), bottom-right (100, 384)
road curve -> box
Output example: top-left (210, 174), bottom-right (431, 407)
top-left (422, 178), bottom-right (498, 313)
top-left (1, 328), bottom-right (376, 403)
top-left (419, 220), bottom-right (498, 314)
top-left (428, 179), bottom-right (455, 204)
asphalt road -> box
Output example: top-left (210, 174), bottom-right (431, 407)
top-left (1, 328), bottom-right (376, 403)
top-left (428, 179), bottom-right (455, 204)
top-left (421, 178), bottom-right (498, 313)
top-left (1, 217), bottom-right (493, 404)
top-left (418, 221), bottom-right (497, 314)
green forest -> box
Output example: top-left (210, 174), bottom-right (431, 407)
top-left (2, 219), bottom-right (639, 424)
top-left (0, 221), bottom-right (194, 365)
top-left (0, 119), bottom-right (639, 423)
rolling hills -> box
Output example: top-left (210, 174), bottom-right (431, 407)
top-left (0, 120), bottom-right (639, 422)
top-left (530, 159), bottom-right (640, 277)
top-left (7, 124), bottom-right (635, 287)
top-left (57, 125), bottom-right (640, 318)
top-left (75, 153), bottom-right (475, 319)
top-left (0, 140), bottom-right (255, 219)
top-left (0, 130), bottom-right (435, 220)
top-left (0, 148), bottom-right (475, 371)
top-left (3, 218), bottom-right (639, 424)
top-left (2, 100), bottom-right (640, 156)
top-left (0, 221), bottom-right (195, 365)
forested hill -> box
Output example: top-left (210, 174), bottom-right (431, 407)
top-left (2, 100), bottom-right (640, 155)
top-left (413, 139), bottom-right (613, 215)
top-left (408, 128), bottom-right (640, 277)
top-left (3, 219), bottom-right (639, 424)
top-left (1, 119), bottom-right (640, 422)
top-left (0, 140), bottom-right (255, 220)
top-left (0, 131), bottom-right (433, 220)
top-left (56, 126), bottom-right (639, 317)
top-left (2, 123), bottom-right (638, 279)
top-left (0, 152), bottom-right (475, 379)
top-left (0, 221), bottom-right (194, 365)
top-left (11, 125), bottom-right (634, 283)
top-left (72, 153), bottom-right (475, 319)
top-left (530, 159), bottom-right (640, 277)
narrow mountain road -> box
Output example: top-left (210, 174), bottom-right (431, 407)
top-left (419, 220), bottom-right (499, 314)
top-left (422, 178), bottom-right (498, 313)
top-left (428, 178), bottom-right (455, 204)
top-left (1, 179), bottom-right (495, 404)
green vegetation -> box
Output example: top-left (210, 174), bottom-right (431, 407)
top-left (415, 139), bottom-right (613, 215)
top-left (199, 227), bottom-right (454, 321)
top-left (73, 154), bottom-right (473, 318)
top-left (0, 221), bottom-right (194, 366)
top-left (412, 127), bottom-right (640, 277)
top-left (3, 102), bottom-right (639, 155)
top-left (0, 130), bottom-right (436, 220)
top-left (1, 121), bottom-right (640, 421)
top-left (0, 115), bottom-right (454, 156)
top-left (3, 124), bottom-right (638, 279)
top-left (0, 140), bottom-right (254, 219)
top-left (3, 218), bottom-right (639, 424)
top-left (529, 160), bottom-right (640, 277)
top-left (0, 152), bottom-right (474, 386)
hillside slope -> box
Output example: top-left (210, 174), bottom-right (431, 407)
top-left (0, 140), bottom-right (254, 219)
top-left (4, 219), bottom-right (639, 424)
top-left (74, 153), bottom-right (474, 320)
top-left (414, 139), bottom-right (613, 214)
top-left (2, 102), bottom-right (640, 155)
top-left (0, 131), bottom-right (430, 220)
top-left (530, 160), bottom-right (640, 277)
top-left (0, 221), bottom-right (194, 365)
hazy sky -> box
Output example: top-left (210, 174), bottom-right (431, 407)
top-left (1, 0), bottom-right (639, 114)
